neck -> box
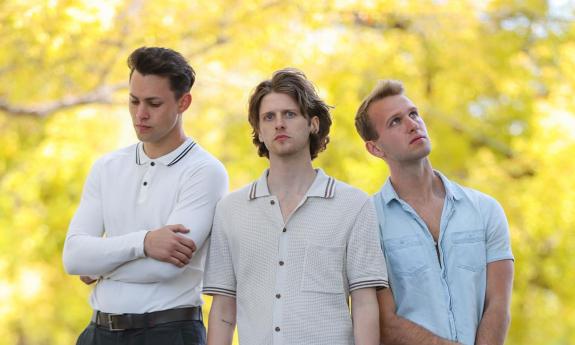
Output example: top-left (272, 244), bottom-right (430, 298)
top-left (143, 129), bottom-right (187, 159)
top-left (267, 152), bottom-right (316, 197)
top-left (388, 158), bottom-right (444, 202)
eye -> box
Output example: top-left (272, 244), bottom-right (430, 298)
top-left (285, 111), bottom-right (297, 118)
top-left (389, 117), bottom-right (400, 127)
top-left (262, 112), bottom-right (274, 121)
top-left (149, 103), bottom-right (162, 108)
top-left (130, 99), bottom-right (139, 105)
top-left (409, 111), bottom-right (419, 119)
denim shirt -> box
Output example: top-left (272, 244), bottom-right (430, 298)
top-left (373, 172), bottom-right (513, 345)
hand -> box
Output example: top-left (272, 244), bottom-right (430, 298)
top-left (80, 276), bottom-right (98, 285)
top-left (144, 224), bottom-right (197, 267)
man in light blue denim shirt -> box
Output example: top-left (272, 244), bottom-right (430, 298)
top-left (354, 80), bottom-right (514, 345)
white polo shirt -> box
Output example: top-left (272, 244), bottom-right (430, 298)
top-left (63, 137), bottom-right (228, 314)
top-left (203, 169), bottom-right (388, 345)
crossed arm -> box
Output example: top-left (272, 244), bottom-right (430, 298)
top-left (76, 224), bottom-right (195, 284)
top-left (64, 161), bottom-right (227, 283)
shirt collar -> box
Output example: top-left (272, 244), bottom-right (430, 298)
top-left (135, 138), bottom-right (196, 167)
top-left (379, 170), bottom-right (463, 205)
top-left (248, 168), bottom-right (336, 200)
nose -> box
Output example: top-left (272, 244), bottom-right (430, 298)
top-left (136, 104), bottom-right (149, 121)
top-left (274, 115), bottom-right (285, 129)
top-left (406, 116), bottom-right (419, 132)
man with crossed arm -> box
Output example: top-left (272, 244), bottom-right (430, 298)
top-left (355, 80), bottom-right (514, 345)
top-left (63, 46), bottom-right (228, 344)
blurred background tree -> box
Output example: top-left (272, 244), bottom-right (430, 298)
top-left (0, 0), bottom-right (573, 344)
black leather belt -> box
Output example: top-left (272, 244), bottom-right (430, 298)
top-left (91, 306), bottom-right (202, 331)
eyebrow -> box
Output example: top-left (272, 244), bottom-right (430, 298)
top-left (260, 108), bottom-right (299, 114)
top-left (129, 94), bottom-right (163, 102)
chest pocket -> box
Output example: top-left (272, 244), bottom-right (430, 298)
top-left (301, 243), bottom-right (345, 294)
top-left (451, 230), bottom-right (486, 272)
top-left (384, 235), bottom-right (429, 277)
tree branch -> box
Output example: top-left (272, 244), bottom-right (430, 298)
top-left (0, 83), bottom-right (127, 118)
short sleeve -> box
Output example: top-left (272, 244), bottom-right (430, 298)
top-left (482, 195), bottom-right (514, 263)
top-left (202, 201), bottom-right (237, 297)
top-left (346, 198), bottom-right (389, 291)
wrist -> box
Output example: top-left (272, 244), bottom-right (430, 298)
top-left (143, 230), bottom-right (151, 257)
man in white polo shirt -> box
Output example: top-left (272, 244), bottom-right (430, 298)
top-left (203, 68), bottom-right (388, 345)
top-left (63, 46), bottom-right (228, 344)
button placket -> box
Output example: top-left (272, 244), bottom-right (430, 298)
top-left (274, 212), bottom-right (288, 344)
top-left (267, 195), bottom-right (286, 344)
top-left (137, 163), bottom-right (157, 203)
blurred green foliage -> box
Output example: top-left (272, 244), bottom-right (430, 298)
top-left (0, 0), bottom-right (574, 344)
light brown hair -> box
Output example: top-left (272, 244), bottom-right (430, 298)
top-left (355, 80), bottom-right (404, 141)
top-left (248, 68), bottom-right (332, 159)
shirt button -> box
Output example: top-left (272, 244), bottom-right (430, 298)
top-left (143, 181), bottom-right (148, 186)
top-left (275, 326), bottom-right (280, 332)
top-left (275, 293), bottom-right (281, 299)
top-left (150, 162), bottom-right (155, 166)
top-left (282, 228), bottom-right (287, 233)
top-left (270, 200), bottom-right (275, 205)
top-left (279, 260), bottom-right (284, 266)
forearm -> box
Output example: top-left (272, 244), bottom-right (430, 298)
top-left (63, 231), bottom-right (147, 276)
top-left (106, 210), bottom-right (212, 283)
top-left (378, 289), bottom-right (459, 345)
top-left (475, 306), bottom-right (510, 345)
top-left (351, 288), bottom-right (379, 345)
top-left (382, 315), bottom-right (459, 345)
top-left (104, 257), bottom-right (185, 283)
top-left (475, 260), bottom-right (514, 345)
top-left (207, 295), bottom-right (236, 345)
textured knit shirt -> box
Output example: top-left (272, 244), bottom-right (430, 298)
top-left (373, 171), bottom-right (513, 345)
top-left (203, 169), bottom-right (388, 345)
top-left (63, 137), bottom-right (228, 313)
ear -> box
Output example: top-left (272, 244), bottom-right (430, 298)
top-left (178, 93), bottom-right (192, 113)
top-left (366, 141), bottom-right (386, 159)
top-left (310, 116), bottom-right (320, 134)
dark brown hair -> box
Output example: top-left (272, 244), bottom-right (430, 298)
top-left (127, 47), bottom-right (195, 100)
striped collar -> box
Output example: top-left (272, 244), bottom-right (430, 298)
top-left (248, 168), bottom-right (336, 200)
top-left (135, 138), bottom-right (196, 167)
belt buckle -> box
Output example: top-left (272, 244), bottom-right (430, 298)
top-left (104, 313), bottom-right (125, 331)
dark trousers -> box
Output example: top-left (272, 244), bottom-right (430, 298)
top-left (76, 320), bottom-right (206, 345)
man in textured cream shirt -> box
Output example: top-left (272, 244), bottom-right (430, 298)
top-left (203, 68), bottom-right (388, 345)
top-left (63, 47), bottom-right (228, 344)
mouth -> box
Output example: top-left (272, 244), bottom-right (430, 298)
top-left (409, 136), bottom-right (426, 144)
top-left (274, 135), bottom-right (289, 141)
top-left (135, 124), bottom-right (152, 131)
